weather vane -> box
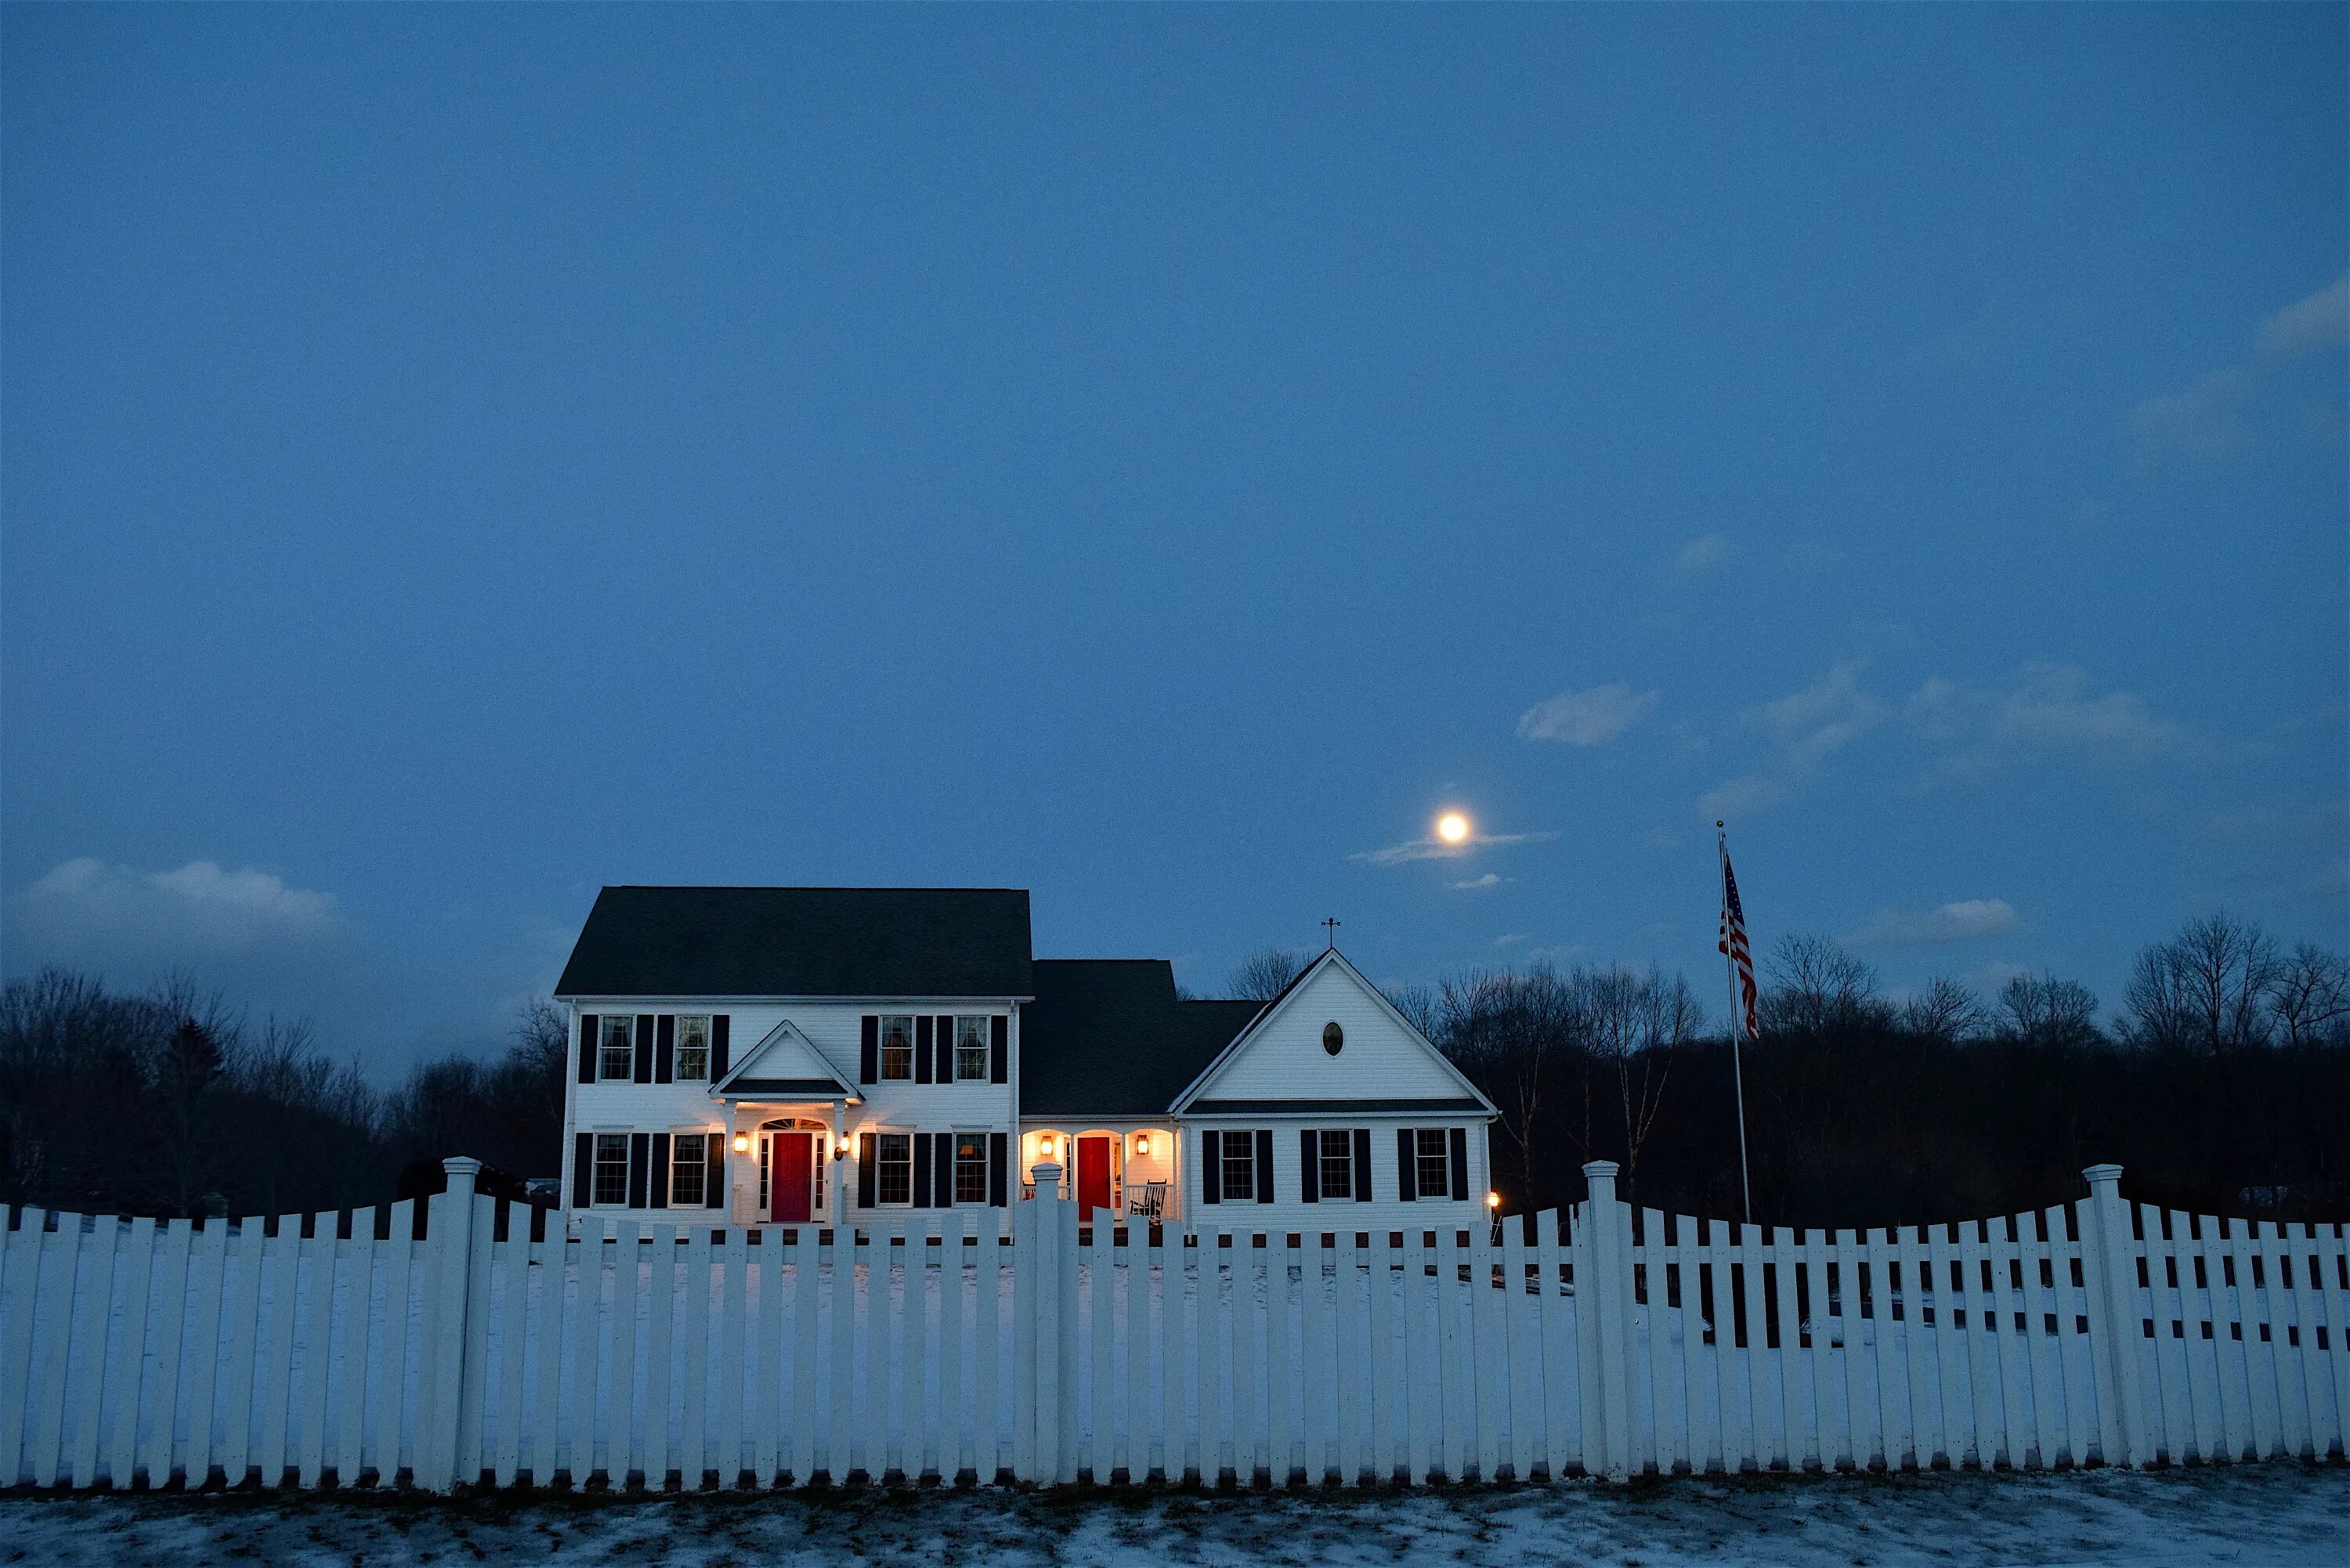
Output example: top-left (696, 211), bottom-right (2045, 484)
top-left (1321, 916), bottom-right (1340, 949)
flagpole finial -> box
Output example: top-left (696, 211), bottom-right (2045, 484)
top-left (1715, 820), bottom-right (1724, 829)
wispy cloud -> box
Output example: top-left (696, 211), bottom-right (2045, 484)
top-left (1494, 932), bottom-right (1527, 946)
top-left (2135, 273), bottom-right (2348, 461)
top-left (1848, 898), bottom-right (2020, 946)
top-left (1353, 829), bottom-right (1558, 866)
top-left (1675, 533), bottom-right (1728, 572)
top-left (16, 857), bottom-right (343, 959)
top-left (1452, 873), bottom-right (1504, 890)
top-left (1517, 683), bottom-right (1659, 746)
top-left (1699, 660), bottom-right (1886, 820)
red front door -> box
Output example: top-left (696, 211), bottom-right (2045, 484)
top-left (1076, 1136), bottom-right (1112, 1220)
top-left (772, 1133), bottom-right (813, 1223)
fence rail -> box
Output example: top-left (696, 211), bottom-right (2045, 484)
top-left (2, 1158), bottom-right (2342, 1490)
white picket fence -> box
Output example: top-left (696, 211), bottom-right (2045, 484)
top-left (2, 1158), bottom-right (2342, 1490)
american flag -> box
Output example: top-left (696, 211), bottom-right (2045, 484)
top-left (1718, 835), bottom-right (1761, 1042)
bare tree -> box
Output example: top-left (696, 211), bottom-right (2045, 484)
top-left (1996, 972), bottom-right (2102, 1048)
top-left (1901, 977), bottom-right (1986, 1043)
top-left (2265, 943), bottom-right (2350, 1046)
top-left (1586, 965), bottom-right (1697, 1203)
top-left (1759, 934), bottom-right (1886, 1037)
top-left (1435, 965), bottom-right (1584, 1193)
top-left (1228, 946), bottom-right (1306, 1001)
top-left (511, 998), bottom-right (573, 1129)
top-left (2124, 912), bottom-right (2279, 1052)
top-left (1382, 981), bottom-right (1437, 1039)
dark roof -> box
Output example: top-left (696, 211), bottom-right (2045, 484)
top-left (1186, 1097), bottom-right (1489, 1116)
top-left (1017, 960), bottom-right (1261, 1117)
top-left (718, 1078), bottom-right (855, 1100)
top-left (555, 887), bottom-right (1033, 999)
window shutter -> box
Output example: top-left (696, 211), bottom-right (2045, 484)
top-left (1449, 1127), bottom-right (1470, 1204)
top-left (649, 1132), bottom-right (672, 1209)
top-left (912, 1130), bottom-right (931, 1208)
top-left (627, 1133), bottom-right (651, 1208)
top-left (933, 1133), bottom-right (954, 1206)
top-left (935, 1016), bottom-right (955, 1081)
top-left (860, 1016), bottom-right (879, 1084)
top-left (655, 1015), bottom-right (676, 1084)
top-left (1354, 1128), bottom-right (1373, 1201)
top-left (857, 1133), bottom-right (877, 1209)
top-left (1299, 1129), bottom-right (1319, 1203)
top-left (710, 1015), bottom-right (730, 1081)
top-left (1256, 1129), bottom-right (1275, 1204)
top-left (989, 1132), bottom-right (1008, 1206)
top-left (634, 1015), bottom-right (655, 1084)
top-left (706, 1135), bottom-right (725, 1209)
top-left (573, 1132), bottom-right (593, 1208)
top-left (914, 1016), bottom-right (935, 1084)
top-left (1199, 1129), bottom-right (1220, 1205)
top-left (577, 1015), bottom-right (597, 1084)
top-left (989, 1015), bottom-right (1008, 1084)
top-left (1396, 1129), bottom-right (1418, 1201)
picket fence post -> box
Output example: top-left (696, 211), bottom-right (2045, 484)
top-left (421, 1157), bottom-right (483, 1492)
top-left (1028, 1163), bottom-right (1066, 1485)
top-left (1578, 1162), bottom-right (1635, 1480)
top-left (2079, 1162), bottom-right (2150, 1469)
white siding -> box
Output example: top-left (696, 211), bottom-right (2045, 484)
top-left (1180, 1115), bottom-right (1491, 1234)
top-left (1189, 963), bottom-right (1471, 1104)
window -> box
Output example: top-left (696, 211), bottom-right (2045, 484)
top-left (954, 1132), bottom-right (989, 1205)
top-left (1319, 1129), bottom-right (1354, 1198)
top-left (757, 1136), bottom-right (770, 1211)
top-left (598, 1016), bottom-right (634, 1081)
top-left (877, 1132), bottom-right (913, 1205)
top-left (1322, 1021), bottom-right (1344, 1056)
top-left (1221, 1132), bottom-right (1257, 1201)
top-left (880, 1015), bottom-right (915, 1080)
top-left (671, 1133), bottom-right (707, 1206)
top-left (675, 1016), bottom-right (710, 1081)
top-left (593, 1134), bottom-right (630, 1206)
top-left (1415, 1129), bottom-right (1452, 1199)
top-left (955, 1016), bottom-right (991, 1081)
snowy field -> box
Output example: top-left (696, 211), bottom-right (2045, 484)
top-left (2, 1467), bottom-right (2344, 1567)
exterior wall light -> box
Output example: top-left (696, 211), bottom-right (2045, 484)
top-left (732, 1133), bottom-right (751, 1154)
top-left (1487, 1190), bottom-right (1502, 1210)
top-left (1038, 1135), bottom-right (1055, 1158)
top-left (1133, 1133), bottom-right (1150, 1157)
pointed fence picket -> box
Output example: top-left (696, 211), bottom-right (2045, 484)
top-left (1, 1158), bottom-right (2342, 1490)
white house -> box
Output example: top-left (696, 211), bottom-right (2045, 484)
top-left (555, 886), bottom-right (1497, 1233)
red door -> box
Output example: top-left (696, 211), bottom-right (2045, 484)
top-left (1076, 1136), bottom-right (1112, 1220)
top-left (772, 1133), bottom-right (813, 1223)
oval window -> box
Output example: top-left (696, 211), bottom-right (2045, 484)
top-left (1322, 1021), bottom-right (1344, 1056)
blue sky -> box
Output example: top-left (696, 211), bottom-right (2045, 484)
top-left (4, 5), bottom-right (2344, 1074)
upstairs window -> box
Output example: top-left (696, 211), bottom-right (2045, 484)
top-left (598, 1017), bottom-right (634, 1082)
top-left (1319, 1129), bottom-right (1354, 1198)
top-left (879, 1015), bottom-right (915, 1080)
top-left (1221, 1132), bottom-right (1258, 1201)
top-left (671, 1133), bottom-right (707, 1206)
top-left (954, 1131), bottom-right (989, 1204)
top-left (1415, 1129), bottom-right (1452, 1199)
top-left (675, 1017), bottom-right (710, 1081)
top-left (955, 1016), bottom-right (991, 1081)
top-left (877, 1132), bottom-right (913, 1205)
top-left (592, 1133), bottom-right (630, 1205)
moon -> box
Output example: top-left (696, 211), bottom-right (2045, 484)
top-left (1436, 811), bottom-right (1471, 844)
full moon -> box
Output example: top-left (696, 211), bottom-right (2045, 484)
top-left (1436, 811), bottom-right (1471, 844)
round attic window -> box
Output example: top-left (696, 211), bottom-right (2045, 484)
top-left (1322, 1021), bottom-right (1344, 1056)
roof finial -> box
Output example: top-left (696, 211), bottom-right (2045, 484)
top-left (1321, 916), bottom-right (1340, 950)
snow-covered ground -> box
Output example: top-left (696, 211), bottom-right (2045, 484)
top-left (3, 1466), bottom-right (2344, 1567)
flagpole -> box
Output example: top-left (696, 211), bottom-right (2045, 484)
top-left (1719, 822), bottom-right (1754, 1225)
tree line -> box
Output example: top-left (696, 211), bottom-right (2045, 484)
top-left (0, 970), bottom-right (566, 1218)
top-left (1233, 912), bottom-right (2350, 1228)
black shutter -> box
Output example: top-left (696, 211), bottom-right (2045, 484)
top-left (989, 1132), bottom-right (1008, 1206)
top-left (577, 1015), bottom-right (598, 1084)
top-left (1200, 1129), bottom-right (1221, 1205)
top-left (634, 1015), bottom-right (654, 1084)
top-left (857, 1134), bottom-right (877, 1209)
top-left (989, 1015), bottom-right (1008, 1084)
top-left (936, 1016), bottom-right (956, 1082)
top-left (649, 1132), bottom-right (671, 1209)
top-left (628, 1133), bottom-right (650, 1208)
top-left (707, 1135), bottom-right (725, 1209)
top-left (1354, 1128), bottom-right (1373, 1201)
top-left (1397, 1129), bottom-right (1418, 1201)
top-left (710, 1015), bottom-right (730, 1081)
top-left (860, 1016), bottom-right (879, 1084)
top-left (931, 1133), bottom-right (950, 1207)
top-left (655, 1015), bottom-right (676, 1084)
top-left (915, 1016), bottom-right (935, 1084)
top-left (912, 1131), bottom-right (931, 1208)
top-left (1449, 1127), bottom-right (1470, 1204)
top-left (573, 1132), bottom-right (593, 1208)
top-left (1299, 1129), bottom-right (1320, 1203)
top-left (1256, 1129), bottom-right (1275, 1203)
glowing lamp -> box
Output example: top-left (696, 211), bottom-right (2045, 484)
top-left (1486, 1191), bottom-right (1502, 1210)
top-left (731, 1133), bottom-right (751, 1154)
top-left (1039, 1135), bottom-right (1056, 1158)
top-left (1134, 1133), bottom-right (1150, 1157)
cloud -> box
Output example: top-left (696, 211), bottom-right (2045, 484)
top-left (15, 858), bottom-right (342, 960)
top-left (1849, 898), bottom-right (2021, 946)
top-left (2135, 273), bottom-right (2348, 461)
top-left (1452, 873), bottom-right (1504, 890)
top-left (1352, 829), bottom-right (1558, 866)
top-left (1494, 932), bottom-right (1527, 946)
top-left (1908, 663), bottom-right (2190, 779)
top-left (1697, 659), bottom-right (1886, 820)
top-left (1517, 683), bottom-right (1660, 746)
top-left (1675, 533), bottom-right (1728, 572)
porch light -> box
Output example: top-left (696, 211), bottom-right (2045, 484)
top-left (1133, 1133), bottom-right (1150, 1157)
top-left (1487, 1191), bottom-right (1502, 1210)
top-left (1038, 1135), bottom-right (1055, 1158)
top-left (732, 1133), bottom-right (751, 1154)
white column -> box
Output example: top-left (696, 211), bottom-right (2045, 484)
top-left (1030, 1162), bottom-right (1065, 1483)
top-left (1581, 1161), bottom-right (1635, 1480)
top-left (2081, 1162), bottom-right (2152, 1468)
top-left (421, 1157), bottom-right (483, 1491)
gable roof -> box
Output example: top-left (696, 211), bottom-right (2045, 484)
top-left (554, 886), bottom-right (1034, 999)
top-left (1170, 946), bottom-right (1497, 1116)
top-left (1016, 959), bottom-right (1261, 1118)
top-left (710, 1018), bottom-right (859, 1103)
